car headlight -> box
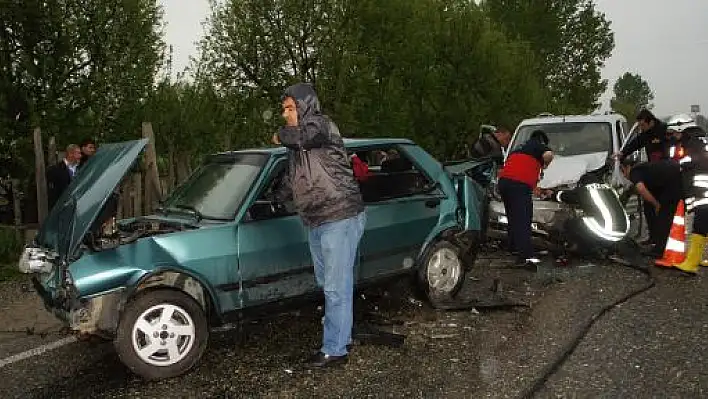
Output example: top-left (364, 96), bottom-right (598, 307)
top-left (18, 246), bottom-right (59, 274)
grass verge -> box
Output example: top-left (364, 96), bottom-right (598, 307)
top-left (0, 226), bottom-right (23, 282)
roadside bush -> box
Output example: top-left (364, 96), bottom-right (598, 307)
top-left (0, 226), bottom-right (23, 264)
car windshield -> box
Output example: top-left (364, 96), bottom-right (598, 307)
top-left (161, 153), bottom-right (267, 220)
top-left (511, 122), bottom-right (613, 157)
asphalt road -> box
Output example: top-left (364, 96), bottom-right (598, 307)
top-left (0, 252), bottom-right (706, 398)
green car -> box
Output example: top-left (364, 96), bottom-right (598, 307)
top-left (19, 138), bottom-right (491, 380)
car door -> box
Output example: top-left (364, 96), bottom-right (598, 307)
top-left (235, 159), bottom-right (316, 307)
top-left (357, 146), bottom-right (444, 283)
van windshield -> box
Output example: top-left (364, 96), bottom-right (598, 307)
top-left (511, 122), bottom-right (613, 157)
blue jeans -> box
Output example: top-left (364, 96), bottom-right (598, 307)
top-left (308, 212), bottom-right (366, 356)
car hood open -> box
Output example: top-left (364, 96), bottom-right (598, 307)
top-left (35, 139), bottom-right (148, 259)
top-left (538, 152), bottom-right (608, 189)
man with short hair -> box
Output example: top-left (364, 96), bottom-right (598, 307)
top-left (79, 138), bottom-right (97, 168)
top-left (277, 83), bottom-right (366, 368)
top-left (46, 144), bottom-right (82, 210)
top-left (619, 109), bottom-right (669, 162)
top-left (468, 125), bottom-right (512, 161)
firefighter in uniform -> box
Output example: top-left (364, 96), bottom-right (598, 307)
top-left (498, 130), bottom-right (554, 267)
top-left (666, 115), bottom-right (708, 273)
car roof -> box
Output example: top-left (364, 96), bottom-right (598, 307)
top-left (518, 113), bottom-right (627, 127)
top-left (214, 138), bottom-right (416, 156)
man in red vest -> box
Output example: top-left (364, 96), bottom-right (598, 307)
top-left (498, 130), bottom-right (554, 268)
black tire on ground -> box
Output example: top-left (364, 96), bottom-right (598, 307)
top-left (417, 240), bottom-right (467, 308)
top-left (114, 289), bottom-right (209, 381)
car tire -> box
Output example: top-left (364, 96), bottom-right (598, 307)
top-left (114, 289), bottom-right (209, 381)
top-left (418, 240), bottom-right (466, 308)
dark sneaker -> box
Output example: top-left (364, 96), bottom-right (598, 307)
top-left (304, 352), bottom-right (348, 369)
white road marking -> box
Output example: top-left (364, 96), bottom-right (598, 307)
top-left (210, 323), bottom-right (238, 333)
top-left (0, 336), bottom-right (78, 369)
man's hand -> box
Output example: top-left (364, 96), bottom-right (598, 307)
top-left (272, 133), bottom-right (281, 145)
top-left (654, 202), bottom-right (661, 213)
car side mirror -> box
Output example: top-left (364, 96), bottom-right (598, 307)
top-left (252, 199), bottom-right (279, 214)
top-left (249, 198), bottom-right (293, 221)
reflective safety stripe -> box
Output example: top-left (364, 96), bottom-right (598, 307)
top-left (686, 197), bottom-right (696, 204)
top-left (670, 146), bottom-right (676, 158)
top-left (673, 216), bottom-right (685, 226)
top-left (694, 181), bottom-right (708, 189)
top-left (582, 217), bottom-right (624, 242)
top-left (694, 174), bottom-right (708, 181)
top-left (680, 156), bottom-right (692, 164)
top-left (665, 237), bottom-right (685, 253)
top-left (693, 198), bottom-right (708, 208)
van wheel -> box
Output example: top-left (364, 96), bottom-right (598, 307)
top-left (418, 240), bottom-right (466, 307)
top-left (115, 290), bottom-right (208, 381)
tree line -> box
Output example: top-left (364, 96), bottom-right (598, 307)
top-left (1, 0), bottom-right (617, 184)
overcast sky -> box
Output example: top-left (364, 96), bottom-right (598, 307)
top-left (159, 0), bottom-right (708, 117)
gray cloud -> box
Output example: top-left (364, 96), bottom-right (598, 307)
top-left (596, 0), bottom-right (708, 116)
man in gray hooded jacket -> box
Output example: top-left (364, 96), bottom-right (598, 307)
top-left (277, 83), bottom-right (366, 368)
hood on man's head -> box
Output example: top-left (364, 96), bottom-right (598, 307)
top-left (283, 83), bottom-right (321, 119)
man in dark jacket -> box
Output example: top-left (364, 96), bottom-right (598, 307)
top-left (277, 83), bottom-right (366, 368)
top-left (78, 138), bottom-right (97, 168)
top-left (46, 144), bottom-right (82, 210)
top-left (620, 158), bottom-right (682, 257)
top-left (497, 130), bottom-right (554, 267)
top-left (468, 125), bottom-right (512, 161)
top-left (619, 109), bottom-right (670, 162)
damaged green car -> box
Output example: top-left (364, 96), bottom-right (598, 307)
top-left (19, 138), bottom-right (492, 380)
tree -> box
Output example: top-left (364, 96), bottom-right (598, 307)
top-left (196, 0), bottom-right (549, 159)
top-left (610, 72), bottom-right (654, 121)
top-left (482, 0), bottom-right (614, 113)
top-left (0, 0), bottom-right (164, 179)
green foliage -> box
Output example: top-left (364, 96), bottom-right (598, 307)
top-left (1, 0), bottom-right (617, 190)
top-left (610, 72), bottom-right (654, 121)
top-left (0, 0), bottom-right (165, 179)
top-left (196, 0), bottom-right (549, 160)
top-left (0, 226), bottom-right (22, 264)
top-left (482, 0), bottom-right (614, 113)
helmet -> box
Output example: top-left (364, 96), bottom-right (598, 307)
top-left (666, 113), bottom-right (698, 132)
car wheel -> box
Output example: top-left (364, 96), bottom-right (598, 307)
top-left (114, 289), bottom-right (208, 381)
top-left (418, 240), bottom-right (466, 307)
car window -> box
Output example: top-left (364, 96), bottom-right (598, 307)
top-left (162, 153), bottom-right (267, 220)
top-left (511, 122), bottom-right (613, 156)
top-left (349, 146), bottom-right (436, 202)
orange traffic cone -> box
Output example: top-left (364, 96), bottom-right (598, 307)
top-left (655, 200), bottom-right (686, 267)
